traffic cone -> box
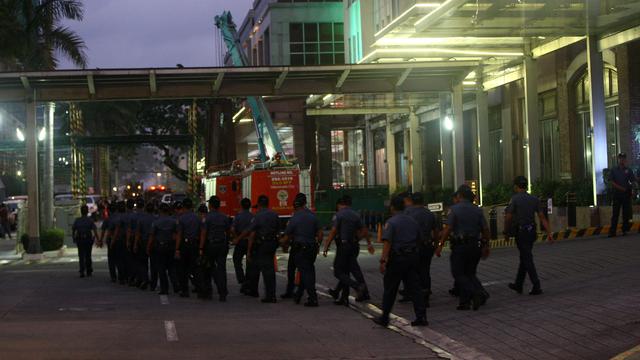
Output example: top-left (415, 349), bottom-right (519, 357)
top-left (295, 270), bottom-right (301, 286)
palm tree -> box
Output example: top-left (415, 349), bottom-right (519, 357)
top-left (0, 0), bottom-right (87, 71)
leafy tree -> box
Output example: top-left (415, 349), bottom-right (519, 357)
top-left (0, 0), bottom-right (87, 70)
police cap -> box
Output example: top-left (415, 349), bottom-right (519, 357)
top-left (456, 185), bottom-right (475, 201)
top-left (208, 196), bottom-right (221, 209)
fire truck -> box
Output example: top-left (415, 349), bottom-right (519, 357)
top-left (204, 12), bottom-right (314, 218)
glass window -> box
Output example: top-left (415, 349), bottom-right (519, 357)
top-left (305, 53), bottom-right (318, 65)
top-left (319, 23), bottom-right (333, 42)
top-left (290, 23), bottom-right (303, 43)
top-left (290, 54), bottom-right (304, 65)
top-left (320, 54), bottom-right (334, 65)
top-left (288, 22), bottom-right (345, 65)
top-left (333, 23), bottom-right (344, 40)
top-left (320, 43), bottom-right (333, 52)
top-left (304, 23), bottom-right (318, 42)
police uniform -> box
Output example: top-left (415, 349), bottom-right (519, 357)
top-left (232, 209), bottom-right (254, 288)
top-left (136, 211), bottom-right (156, 289)
top-left (126, 210), bottom-right (142, 285)
top-left (247, 208), bottom-right (280, 301)
top-left (111, 212), bottom-right (128, 284)
top-left (447, 199), bottom-right (488, 309)
top-left (609, 165), bottom-right (636, 236)
top-left (201, 210), bottom-right (232, 300)
top-left (150, 215), bottom-right (178, 295)
top-left (379, 213), bottom-right (426, 323)
top-left (506, 192), bottom-right (542, 292)
top-left (284, 208), bottom-right (320, 305)
top-left (404, 205), bottom-right (437, 300)
top-left (101, 216), bottom-right (117, 282)
top-left (176, 210), bottom-right (201, 297)
top-left (72, 216), bottom-right (96, 276)
top-left (333, 207), bottom-right (368, 302)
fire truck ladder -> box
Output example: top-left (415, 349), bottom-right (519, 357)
top-left (214, 11), bottom-right (286, 163)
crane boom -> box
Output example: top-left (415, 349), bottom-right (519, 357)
top-left (215, 11), bottom-right (286, 162)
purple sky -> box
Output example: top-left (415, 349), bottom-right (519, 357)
top-left (59, 0), bottom-right (253, 69)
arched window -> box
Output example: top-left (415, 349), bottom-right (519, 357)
top-left (573, 66), bottom-right (619, 179)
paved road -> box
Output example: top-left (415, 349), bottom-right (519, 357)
top-left (0, 234), bottom-right (639, 359)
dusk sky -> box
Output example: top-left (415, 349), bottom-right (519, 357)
top-left (59, 0), bottom-right (254, 69)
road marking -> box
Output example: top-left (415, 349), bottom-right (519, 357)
top-left (164, 320), bottom-right (178, 342)
top-left (160, 295), bottom-right (169, 305)
top-left (611, 344), bottom-right (640, 360)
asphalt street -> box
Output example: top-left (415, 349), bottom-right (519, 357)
top-left (0, 234), bottom-right (639, 359)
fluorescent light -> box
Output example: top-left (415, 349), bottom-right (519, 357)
top-left (373, 48), bottom-right (524, 57)
top-left (232, 106), bottom-right (246, 121)
top-left (16, 128), bottom-right (25, 142)
top-left (443, 116), bottom-right (453, 131)
top-left (462, 81), bottom-right (476, 86)
top-left (322, 94), bottom-right (333, 102)
top-left (238, 118), bottom-right (253, 123)
top-left (374, 3), bottom-right (440, 38)
top-left (374, 37), bottom-right (525, 47)
top-left (38, 127), bottom-right (46, 141)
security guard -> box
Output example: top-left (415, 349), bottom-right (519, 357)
top-left (505, 176), bottom-right (553, 296)
top-left (147, 203), bottom-right (178, 295)
top-left (231, 198), bottom-right (254, 293)
top-left (281, 193), bottom-right (307, 299)
top-left (436, 185), bottom-right (490, 311)
top-left (282, 194), bottom-right (323, 307)
top-left (373, 196), bottom-right (427, 327)
top-left (100, 203), bottom-right (118, 282)
top-left (110, 201), bottom-right (128, 284)
top-left (323, 195), bottom-right (370, 304)
top-left (609, 152), bottom-right (636, 237)
top-left (403, 192), bottom-right (439, 306)
top-left (175, 198), bottom-right (201, 298)
top-left (72, 205), bottom-right (99, 278)
top-left (242, 195), bottom-right (280, 303)
top-left (199, 196), bottom-right (232, 301)
top-left (134, 202), bottom-right (156, 290)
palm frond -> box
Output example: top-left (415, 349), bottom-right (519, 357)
top-left (36, 0), bottom-right (84, 22)
top-left (47, 25), bottom-right (88, 68)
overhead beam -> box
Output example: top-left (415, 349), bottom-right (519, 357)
top-left (532, 37), bottom-right (585, 58)
top-left (20, 76), bottom-right (30, 90)
top-left (149, 71), bottom-right (157, 93)
top-left (396, 68), bottom-right (413, 88)
top-left (483, 66), bottom-right (523, 90)
top-left (415, 0), bottom-right (467, 32)
top-left (213, 72), bottom-right (224, 93)
top-left (87, 74), bottom-right (95, 95)
top-left (335, 69), bottom-right (350, 90)
top-left (306, 107), bottom-right (411, 116)
top-left (599, 25), bottom-right (640, 51)
top-left (274, 70), bottom-right (288, 90)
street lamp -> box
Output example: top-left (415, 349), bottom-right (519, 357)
top-left (443, 116), bottom-right (454, 131)
top-left (156, 172), bottom-right (162, 177)
top-left (16, 128), bottom-right (25, 141)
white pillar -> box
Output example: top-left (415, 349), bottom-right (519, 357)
top-left (439, 94), bottom-right (453, 188)
top-left (409, 110), bottom-right (423, 192)
top-left (587, 36), bottom-right (608, 205)
top-left (386, 116), bottom-right (397, 192)
top-left (476, 86), bottom-right (490, 205)
top-left (523, 55), bottom-right (541, 187)
top-left (25, 95), bottom-right (41, 254)
top-left (452, 83), bottom-right (465, 186)
top-left (365, 120), bottom-right (376, 186)
top-left (42, 102), bottom-right (55, 230)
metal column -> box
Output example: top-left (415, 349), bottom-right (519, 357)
top-left (452, 83), bottom-right (465, 187)
top-left (523, 55), bottom-right (541, 188)
top-left (42, 102), bottom-right (55, 230)
top-left (476, 85), bottom-right (490, 205)
top-left (187, 99), bottom-right (199, 196)
top-left (587, 36), bottom-right (608, 204)
top-left (385, 116), bottom-right (398, 192)
top-left (409, 110), bottom-right (423, 192)
top-left (25, 93), bottom-right (41, 254)
top-left (439, 94), bottom-right (453, 188)
top-left (69, 103), bottom-right (86, 198)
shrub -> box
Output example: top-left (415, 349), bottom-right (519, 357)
top-left (531, 179), bottom-right (593, 206)
top-left (424, 186), bottom-right (455, 206)
top-left (482, 183), bottom-right (513, 206)
top-left (40, 228), bottom-right (64, 251)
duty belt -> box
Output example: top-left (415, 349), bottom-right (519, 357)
top-left (518, 223), bottom-right (535, 231)
top-left (256, 234), bottom-right (277, 245)
top-left (451, 236), bottom-right (480, 246)
top-left (392, 247), bottom-right (417, 255)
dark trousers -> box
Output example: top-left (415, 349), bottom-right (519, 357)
top-left (136, 252), bottom-right (149, 285)
top-left (284, 246), bottom-right (299, 295)
top-left (203, 244), bottom-right (229, 297)
top-left (418, 243), bottom-right (435, 293)
top-left (611, 192), bottom-right (633, 235)
top-left (293, 245), bottom-right (318, 301)
top-left (450, 243), bottom-right (482, 305)
top-left (177, 244), bottom-right (198, 295)
top-left (77, 240), bottom-right (93, 275)
top-left (232, 239), bottom-right (248, 285)
top-left (515, 228), bottom-right (540, 289)
top-left (113, 240), bottom-right (127, 282)
top-left (106, 240), bottom-right (118, 281)
top-left (334, 242), bottom-right (367, 300)
top-left (155, 248), bottom-right (177, 294)
top-left (251, 241), bottom-right (278, 299)
top-left (149, 253), bottom-right (159, 290)
top-left (381, 253), bottom-right (426, 320)
top-left (126, 247), bottom-right (137, 283)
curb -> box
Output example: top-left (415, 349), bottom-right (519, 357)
top-left (611, 344), bottom-right (640, 360)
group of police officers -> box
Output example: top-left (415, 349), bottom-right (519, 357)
top-left (71, 174), bottom-right (554, 328)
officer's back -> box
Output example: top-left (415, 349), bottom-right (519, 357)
top-left (384, 213), bottom-right (421, 252)
top-left (233, 209), bottom-right (254, 235)
top-left (448, 199), bottom-right (485, 238)
top-left (137, 207), bottom-right (156, 245)
top-left (204, 210), bottom-right (230, 243)
top-left (336, 206), bottom-right (362, 241)
top-left (152, 214), bottom-right (177, 251)
top-left (252, 207), bottom-right (280, 238)
top-left (404, 206), bottom-right (435, 242)
top-left (507, 192), bottom-right (539, 226)
top-left (73, 215), bottom-right (95, 242)
top-left (288, 208), bottom-right (319, 244)
top-left (178, 210), bottom-right (201, 241)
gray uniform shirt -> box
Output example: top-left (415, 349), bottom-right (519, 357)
top-left (447, 200), bottom-right (487, 239)
top-left (505, 192), bottom-right (540, 227)
top-left (249, 208), bottom-right (280, 240)
top-left (137, 213), bottom-right (156, 247)
top-left (404, 206), bottom-right (436, 244)
top-left (285, 208), bottom-right (319, 245)
top-left (335, 207), bottom-right (363, 243)
top-left (151, 215), bottom-right (177, 251)
top-left (202, 210), bottom-right (231, 245)
top-left (177, 211), bottom-right (201, 242)
top-left (233, 210), bottom-right (254, 235)
top-left (382, 213), bottom-right (421, 252)
top-left (610, 165), bottom-right (636, 193)
top-left (73, 216), bottom-right (96, 242)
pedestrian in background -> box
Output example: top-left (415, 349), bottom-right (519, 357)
top-left (72, 205), bottom-right (99, 278)
top-left (609, 152), bottom-right (636, 237)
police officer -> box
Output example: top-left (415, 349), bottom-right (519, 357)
top-left (72, 205), bottom-right (99, 278)
top-left (403, 192), bottom-right (439, 306)
top-left (436, 185), bottom-right (490, 311)
top-left (126, 198), bottom-right (145, 286)
top-left (282, 194), bottom-right (323, 306)
top-left (175, 198), bottom-right (201, 298)
top-left (134, 202), bottom-right (156, 290)
top-left (100, 203), bottom-right (118, 282)
top-left (232, 198), bottom-right (254, 294)
top-left (199, 196), bottom-right (232, 301)
top-left (323, 195), bottom-right (370, 304)
top-left (373, 196), bottom-right (427, 327)
top-left (609, 152), bottom-right (636, 237)
top-left (505, 176), bottom-right (553, 296)
top-left (243, 195), bottom-right (280, 303)
top-left (110, 201), bottom-right (128, 284)
top-left (147, 203), bottom-right (178, 295)
top-left (281, 193), bottom-right (307, 299)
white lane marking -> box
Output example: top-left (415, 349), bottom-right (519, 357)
top-left (160, 295), bottom-right (169, 305)
top-left (164, 320), bottom-right (178, 342)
